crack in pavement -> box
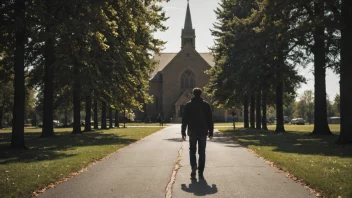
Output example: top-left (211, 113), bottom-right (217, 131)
top-left (165, 141), bottom-right (184, 198)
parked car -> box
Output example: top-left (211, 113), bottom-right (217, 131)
top-left (291, 118), bottom-right (305, 125)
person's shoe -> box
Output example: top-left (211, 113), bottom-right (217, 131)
top-left (198, 172), bottom-right (204, 180)
top-left (190, 167), bottom-right (197, 179)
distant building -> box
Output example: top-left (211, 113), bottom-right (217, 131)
top-left (135, 1), bottom-right (241, 123)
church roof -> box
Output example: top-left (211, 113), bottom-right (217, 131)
top-left (150, 52), bottom-right (214, 80)
top-left (151, 53), bottom-right (178, 78)
top-left (199, 53), bottom-right (214, 66)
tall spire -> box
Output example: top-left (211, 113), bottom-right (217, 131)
top-left (181, 0), bottom-right (196, 49)
top-left (184, 1), bottom-right (193, 30)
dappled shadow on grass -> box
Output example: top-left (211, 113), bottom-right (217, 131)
top-left (0, 130), bottom-right (136, 165)
top-left (222, 128), bottom-right (352, 158)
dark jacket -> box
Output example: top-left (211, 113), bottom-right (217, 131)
top-left (181, 97), bottom-right (214, 137)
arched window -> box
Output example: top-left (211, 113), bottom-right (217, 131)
top-left (181, 69), bottom-right (196, 89)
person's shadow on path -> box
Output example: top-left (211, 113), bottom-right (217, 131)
top-left (181, 178), bottom-right (218, 196)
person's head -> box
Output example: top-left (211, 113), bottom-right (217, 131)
top-left (192, 87), bottom-right (202, 97)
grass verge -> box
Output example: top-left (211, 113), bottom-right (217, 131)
top-left (123, 123), bottom-right (169, 127)
top-left (214, 122), bottom-right (244, 127)
top-left (0, 127), bottom-right (162, 198)
top-left (218, 124), bottom-right (352, 198)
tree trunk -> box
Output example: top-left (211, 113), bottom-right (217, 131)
top-left (11, 0), bottom-right (26, 148)
top-left (64, 108), bottom-right (68, 127)
top-left (31, 112), bottom-right (37, 127)
top-left (115, 110), bottom-right (120, 128)
top-left (250, 95), bottom-right (255, 128)
top-left (84, 94), bottom-right (92, 132)
top-left (109, 105), bottom-right (113, 128)
top-left (243, 96), bottom-right (249, 128)
top-left (101, 101), bottom-right (107, 129)
top-left (256, 91), bottom-right (262, 129)
top-left (41, 31), bottom-right (55, 137)
top-left (123, 109), bottom-right (126, 128)
top-left (93, 99), bottom-right (98, 129)
top-left (312, 1), bottom-right (332, 135)
top-left (262, 87), bottom-right (268, 130)
top-left (0, 107), bottom-right (3, 129)
top-left (275, 56), bottom-right (285, 132)
top-left (72, 65), bottom-right (81, 134)
top-left (338, 0), bottom-right (352, 143)
top-left (143, 104), bottom-right (148, 123)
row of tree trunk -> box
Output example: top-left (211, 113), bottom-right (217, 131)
top-left (243, 88), bottom-right (269, 131)
top-left (81, 98), bottom-right (120, 133)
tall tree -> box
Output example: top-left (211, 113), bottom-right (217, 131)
top-left (243, 97), bottom-right (249, 128)
top-left (84, 94), bottom-right (92, 132)
top-left (72, 63), bottom-right (81, 134)
top-left (275, 55), bottom-right (285, 132)
top-left (250, 95), bottom-right (255, 128)
top-left (312, 1), bottom-right (332, 135)
top-left (109, 105), bottom-right (113, 128)
top-left (256, 91), bottom-right (262, 129)
top-left (93, 98), bottom-right (98, 129)
top-left (41, 20), bottom-right (55, 137)
top-left (262, 87), bottom-right (268, 130)
top-left (101, 101), bottom-right (107, 129)
top-left (205, 0), bottom-right (304, 133)
top-left (338, 0), bottom-right (352, 143)
top-left (0, 81), bottom-right (14, 129)
top-left (11, 0), bottom-right (26, 148)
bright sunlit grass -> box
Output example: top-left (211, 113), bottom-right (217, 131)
top-left (219, 124), bottom-right (352, 198)
top-left (0, 127), bottom-right (162, 198)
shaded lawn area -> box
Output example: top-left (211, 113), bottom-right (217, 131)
top-left (219, 124), bottom-right (352, 198)
top-left (0, 127), bottom-right (162, 198)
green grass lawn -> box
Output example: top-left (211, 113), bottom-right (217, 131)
top-left (123, 122), bottom-right (169, 127)
top-left (214, 122), bottom-right (244, 127)
top-left (218, 124), bottom-right (352, 198)
top-left (0, 127), bottom-right (162, 198)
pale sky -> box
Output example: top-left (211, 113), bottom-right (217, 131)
top-left (154, 0), bottom-right (340, 101)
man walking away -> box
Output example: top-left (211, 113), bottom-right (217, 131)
top-left (181, 88), bottom-right (214, 179)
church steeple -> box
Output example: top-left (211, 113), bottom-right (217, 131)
top-left (181, 0), bottom-right (196, 49)
top-left (184, 1), bottom-right (193, 30)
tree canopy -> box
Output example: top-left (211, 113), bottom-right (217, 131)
top-left (206, 0), bottom-right (352, 142)
top-left (0, 0), bottom-right (169, 147)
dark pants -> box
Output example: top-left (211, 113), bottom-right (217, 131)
top-left (189, 136), bottom-right (207, 173)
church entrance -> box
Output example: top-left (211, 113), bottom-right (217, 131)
top-left (179, 105), bottom-right (186, 117)
top-left (174, 90), bottom-right (193, 122)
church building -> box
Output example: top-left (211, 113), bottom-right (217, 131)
top-left (140, 1), bottom-right (230, 123)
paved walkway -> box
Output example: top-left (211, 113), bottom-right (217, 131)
top-left (38, 124), bottom-right (314, 198)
